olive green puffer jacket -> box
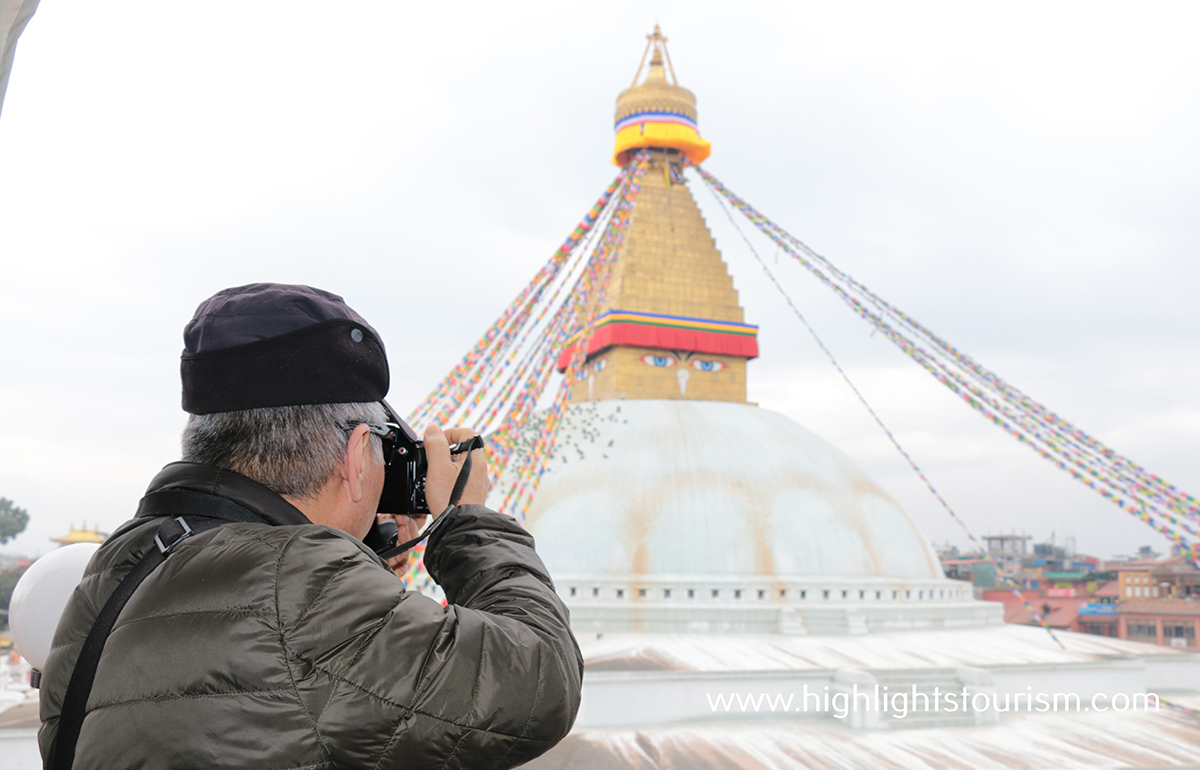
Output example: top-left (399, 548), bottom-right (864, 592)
top-left (39, 463), bottom-right (583, 769)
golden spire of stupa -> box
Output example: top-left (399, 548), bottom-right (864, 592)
top-left (612, 25), bottom-right (711, 166)
top-left (566, 27), bottom-right (756, 405)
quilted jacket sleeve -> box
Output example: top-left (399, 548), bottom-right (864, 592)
top-left (276, 505), bottom-right (583, 770)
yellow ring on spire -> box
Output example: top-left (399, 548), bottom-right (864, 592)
top-left (613, 121), bottom-right (711, 166)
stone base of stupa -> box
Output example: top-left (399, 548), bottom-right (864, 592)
top-left (557, 575), bottom-right (1001, 635)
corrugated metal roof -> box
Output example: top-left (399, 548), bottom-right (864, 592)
top-left (524, 709), bottom-right (1200, 770)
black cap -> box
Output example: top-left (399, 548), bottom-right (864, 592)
top-left (181, 283), bottom-right (389, 415)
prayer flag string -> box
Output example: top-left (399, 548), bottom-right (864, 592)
top-left (699, 170), bottom-right (1065, 648)
top-left (396, 153), bottom-right (652, 595)
top-left (692, 162), bottom-right (1200, 563)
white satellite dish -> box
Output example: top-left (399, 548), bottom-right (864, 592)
top-left (9, 543), bottom-right (100, 670)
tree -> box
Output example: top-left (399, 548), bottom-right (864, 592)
top-left (0, 566), bottom-right (27, 613)
top-left (0, 498), bottom-right (29, 545)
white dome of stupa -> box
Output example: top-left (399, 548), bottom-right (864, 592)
top-left (494, 400), bottom-right (997, 635)
top-left (525, 399), bottom-right (939, 580)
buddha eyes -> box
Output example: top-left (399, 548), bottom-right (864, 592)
top-left (636, 354), bottom-right (725, 371)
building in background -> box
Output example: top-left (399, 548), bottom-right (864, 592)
top-left (49, 524), bottom-right (107, 547)
top-left (947, 539), bottom-right (1200, 650)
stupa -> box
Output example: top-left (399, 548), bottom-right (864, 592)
top-left (511, 28), bottom-right (1200, 769)
top-left (522, 25), bottom-right (992, 637)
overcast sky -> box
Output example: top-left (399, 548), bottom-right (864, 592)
top-left (1, 1), bottom-right (1197, 560)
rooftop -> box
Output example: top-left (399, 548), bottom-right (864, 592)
top-left (50, 525), bottom-right (106, 545)
top-left (525, 708), bottom-right (1200, 770)
top-left (1119, 600), bottom-right (1200, 616)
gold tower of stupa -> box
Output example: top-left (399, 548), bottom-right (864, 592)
top-left (566, 26), bottom-right (757, 404)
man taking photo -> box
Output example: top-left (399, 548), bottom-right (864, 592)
top-left (38, 283), bottom-right (583, 769)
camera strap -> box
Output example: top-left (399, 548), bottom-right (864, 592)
top-left (375, 438), bottom-right (481, 561)
top-left (51, 514), bottom-right (227, 770)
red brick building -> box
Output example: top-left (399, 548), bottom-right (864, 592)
top-left (1117, 600), bottom-right (1200, 648)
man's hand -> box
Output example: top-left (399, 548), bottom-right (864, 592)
top-left (379, 513), bottom-right (427, 577)
top-left (424, 424), bottom-right (489, 517)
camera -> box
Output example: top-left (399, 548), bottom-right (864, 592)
top-left (349, 408), bottom-right (483, 558)
top-left (375, 416), bottom-right (431, 518)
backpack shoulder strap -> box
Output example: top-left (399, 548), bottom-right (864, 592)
top-left (49, 516), bottom-right (223, 770)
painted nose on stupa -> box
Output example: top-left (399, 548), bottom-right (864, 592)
top-left (613, 25), bottom-right (711, 166)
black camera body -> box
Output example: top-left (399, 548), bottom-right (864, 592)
top-left (376, 420), bottom-right (431, 518)
top-left (362, 410), bottom-right (484, 558)
top-left (361, 420), bottom-right (428, 557)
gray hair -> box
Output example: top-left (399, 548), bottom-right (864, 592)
top-left (181, 401), bottom-right (389, 499)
